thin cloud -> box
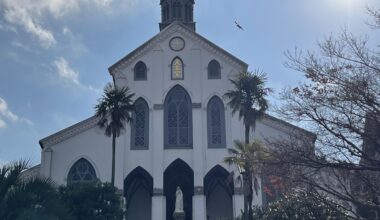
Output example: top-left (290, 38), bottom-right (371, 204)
top-left (11, 40), bottom-right (33, 52)
top-left (0, 0), bottom-right (110, 49)
top-left (53, 57), bottom-right (101, 94)
top-left (0, 119), bottom-right (6, 129)
top-left (54, 57), bottom-right (80, 85)
top-left (0, 97), bottom-right (33, 128)
top-left (0, 0), bottom-right (153, 49)
top-left (3, 2), bottom-right (57, 49)
top-left (0, 98), bottom-right (19, 122)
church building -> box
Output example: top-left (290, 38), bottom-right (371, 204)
top-left (38, 1), bottom-right (314, 219)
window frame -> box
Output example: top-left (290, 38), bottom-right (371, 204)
top-left (164, 85), bottom-right (193, 149)
top-left (171, 57), bottom-right (184, 80)
top-left (67, 158), bottom-right (97, 185)
top-left (131, 98), bottom-right (149, 150)
top-left (207, 96), bottom-right (226, 148)
top-left (207, 59), bottom-right (221, 79)
top-left (134, 61), bottom-right (147, 81)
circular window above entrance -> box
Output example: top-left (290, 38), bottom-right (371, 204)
top-left (169, 37), bottom-right (185, 51)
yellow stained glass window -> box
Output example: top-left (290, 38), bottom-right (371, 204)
top-left (171, 57), bottom-right (183, 80)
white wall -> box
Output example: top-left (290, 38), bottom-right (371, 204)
top-left (40, 24), bottom-right (310, 218)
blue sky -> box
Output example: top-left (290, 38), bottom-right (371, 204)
top-left (0, 0), bottom-right (379, 166)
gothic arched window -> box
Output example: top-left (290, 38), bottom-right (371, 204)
top-left (164, 85), bottom-right (192, 148)
top-left (207, 96), bottom-right (226, 148)
top-left (208, 60), bottom-right (221, 79)
top-left (67, 158), bottom-right (97, 184)
top-left (131, 98), bottom-right (149, 149)
top-left (171, 57), bottom-right (184, 80)
top-left (134, 61), bottom-right (147, 81)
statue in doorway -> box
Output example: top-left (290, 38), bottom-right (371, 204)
top-left (173, 186), bottom-right (185, 220)
top-left (174, 186), bottom-right (184, 213)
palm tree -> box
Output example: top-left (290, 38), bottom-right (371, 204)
top-left (224, 71), bottom-right (271, 220)
top-left (224, 140), bottom-right (270, 220)
top-left (0, 161), bottom-right (72, 220)
top-left (224, 71), bottom-right (271, 145)
top-left (95, 83), bottom-right (135, 187)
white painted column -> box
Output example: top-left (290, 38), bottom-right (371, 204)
top-left (233, 193), bottom-right (244, 218)
top-left (41, 148), bottom-right (53, 178)
top-left (193, 194), bottom-right (206, 220)
top-left (151, 79), bottom-right (165, 220)
top-left (152, 194), bottom-right (166, 220)
top-left (149, 46), bottom-right (167, 220)
top-left (192, 103), bottom-right (206, 220)
top-left (190, 47), bottom-right (206, 220)
top-left (151, 106), bottom-right (165, 220)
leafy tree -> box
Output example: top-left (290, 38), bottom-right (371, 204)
top-left (224, 140), bottom-right (270, 220)
top-left (0, 161), bottom-right (72, 220)
top-left (59, 182), bottom-right (124, 220)
top-left (224, 71), bottom-right (272, 145)
top-left (95, 83), bottom-right (135, 186)
top-left (224, 71), bottom-right (271, 220)
top-left (268, 7), bottom-right (380, 219)
top-left (252, 190), bottom-right (349, 220)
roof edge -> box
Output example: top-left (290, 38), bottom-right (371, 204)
top-left (39, 116), bottom-right (99, 149)
top-left (262, 113), bottom-right (317, 142)
top-left (108, 21), bottom-right (248, 76)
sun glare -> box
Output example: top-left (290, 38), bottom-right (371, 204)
top-left (329, 0), bottom-right (361, 9)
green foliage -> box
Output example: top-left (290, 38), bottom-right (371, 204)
top-left (224, 140), bottom-right (271, 220)
top-left (224, 70), bottom-right (272, 132)
top-left (224, 71), bottom-right (272, 220)
top-left (59, 182), bottom-right (124, 220)
top-left (252, 191), bottom-right (349, 220)
top-left (0, 161), bottom-right (72, 220)
top-left (95, 83), bottom-right (135, 138)
top-left (95, 83), bottom-right (135, 186)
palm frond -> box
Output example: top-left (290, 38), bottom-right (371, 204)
top-left (94, 83), bottom-right (135, 138)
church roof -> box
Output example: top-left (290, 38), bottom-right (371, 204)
top-left (108, 21), bottom-right (249, 77)
top-left (38, 113), bottom-right (315, 149)
top-left (39, 116), bottom-right (99, 149)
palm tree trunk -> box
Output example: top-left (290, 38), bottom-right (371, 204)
top-left (245, 125), bottom-right (250, 145)
top-left (243, 125), bottom-right (252, 220)
top-left (244, 125), bottom-right (250, 220)
top-left (248, 177), bottom-right (254, 220)
top-left (111, 132), bottom-right (116, 187)
top-left (243, 174), bottom-right (249, 220)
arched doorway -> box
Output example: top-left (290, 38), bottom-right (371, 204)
top-left (164, 159), bottom-right (194, 220)
top-left (204, 165), bottom-right (234, 220)
top-left (124, 167), bottom-right (153, 220)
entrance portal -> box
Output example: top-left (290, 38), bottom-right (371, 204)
top-left (124, 167), bottom-right (153, 220)
top-left (164, 159), bottom-right (194, 220)
top-left (204, 165), bottom-right (234, 220)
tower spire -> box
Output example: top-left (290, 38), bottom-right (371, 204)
top-left (159, 0), bottom-right (195, 32)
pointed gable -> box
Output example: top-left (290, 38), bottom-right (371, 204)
top-left (108, 22), bottom-right (248, 79)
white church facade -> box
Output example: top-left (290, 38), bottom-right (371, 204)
top-left (38, 1), bottom-right (315, 219)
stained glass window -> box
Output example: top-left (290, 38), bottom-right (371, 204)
top-left (131, 99), bottom-right (149, 149)
top-left (67, 158), bottom-right (97, 184)
top-left (207, 96), bottom-right (226, 148)
top-left (208, 60), bottom-right (221, 79)
top-left (165, 85), bottom-right (192, 148)
top-left (134, 61), bottom-right (147, 81)
top-left (171, 57), bottom-right (184, 80)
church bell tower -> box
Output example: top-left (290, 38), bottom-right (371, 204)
top-left (159, 0), bottom-right (195, 32)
